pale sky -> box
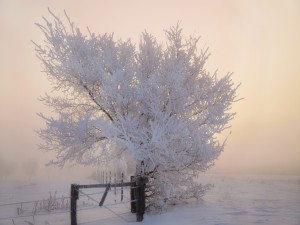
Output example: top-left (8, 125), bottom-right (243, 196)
top-left (0, 0), bottom-right (299, 180)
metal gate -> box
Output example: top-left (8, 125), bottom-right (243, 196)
top-left (70, 175), bottom-right (148, 225)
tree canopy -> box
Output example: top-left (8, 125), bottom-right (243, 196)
top-left (34, 9), bottom-right (239, 210)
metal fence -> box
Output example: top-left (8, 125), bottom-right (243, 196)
top-left (70, 174), bottom-right (148, 225)
top-left (0, 173), bottom-right (142, 225)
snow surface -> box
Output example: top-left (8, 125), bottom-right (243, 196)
top-left (0, 174), bottom-right (299, 225)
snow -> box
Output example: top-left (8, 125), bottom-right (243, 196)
top-left (153, 174), bottom-right (300, 225)
top-left (1, 174), bottom-right (299, 225)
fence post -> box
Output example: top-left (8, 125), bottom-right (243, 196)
top-left (121, 173), bottom-right (124, 202)
top-left (70, 184), bottom-right (79, 225)
top-left (130, 176), bottom-right (136, 213)
top-left (114, 173), bottom-right (117, 195)
top-left (98, 169), bottom-right (100, 183)
top-left (134, 175), bottom-right (148, 222)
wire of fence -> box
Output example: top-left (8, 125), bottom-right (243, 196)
top-left (0, 190), bottom-right (132, 221)
top-left (0, 199), bottom-right (133, 222)
top-left (0, 172), bottom-right (134, 224)
top-left (0, 209), bottom-right (70, 221)
top-left (0, 185), bottom-right (129, 208)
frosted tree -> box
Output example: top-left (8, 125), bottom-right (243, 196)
top-left (33, 10), bottom-right (239, 210)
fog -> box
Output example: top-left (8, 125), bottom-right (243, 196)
top-left (0, 0), bottom-right (299, 182)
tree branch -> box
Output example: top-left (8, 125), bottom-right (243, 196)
top-left (82, 83), bottom-right (114, 121)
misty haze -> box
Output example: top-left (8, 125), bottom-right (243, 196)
top-left (0, 0), bottom-right (299, 224)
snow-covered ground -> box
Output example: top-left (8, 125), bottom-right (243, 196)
top-left (0, 174), bottom-right (299, 225)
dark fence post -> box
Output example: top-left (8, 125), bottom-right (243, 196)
top-left (70, 184), bottom-right (79, 225)
top-left (114, 173), bottom-right (117, 195)
top-left (121, 173), bottom-right (124, 202)
top-left (134, 175), bottom-right (148, 222)
top-left (130, 176), bottom-right (136, 213)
